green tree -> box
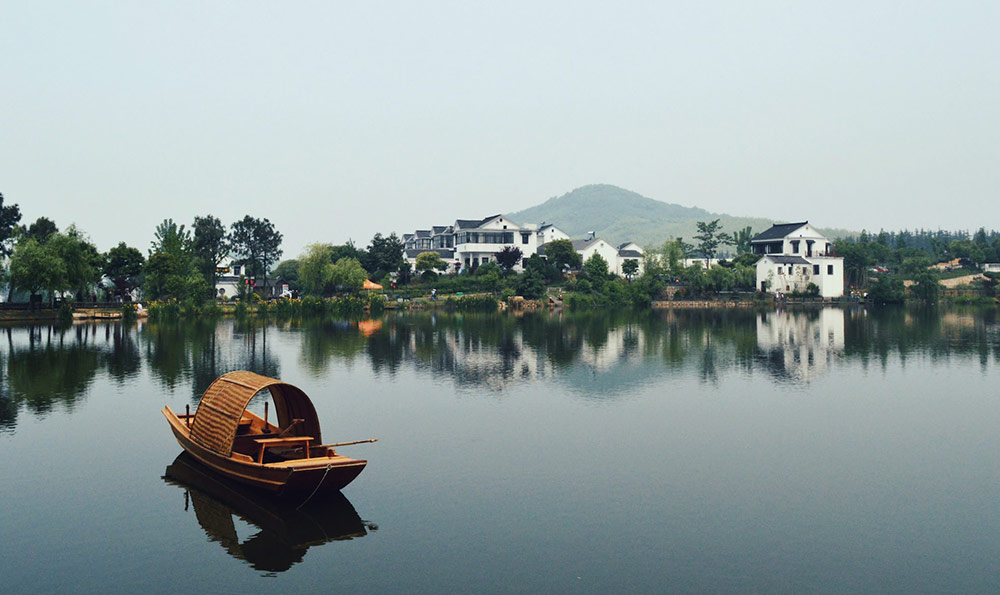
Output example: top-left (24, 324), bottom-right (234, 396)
top-left (26, 217), bottom-right (58, 244)
top-left (331, 257), bottom-right (369, 292)
top-left (494, 246), bottom-right (523, 273)
top-left (365, 233), bottom-right (405, 277)
top-left (543, 239), bottom-right (581, 273)
top-left (415, 251), bottom-right (448, 279)
top-left (272, 259), bottom-right (301, 293)
top-left (331, 241), bottom-right (365, 264)
top-left (230, 216), bottom-right (283, 295)
top-left (622, 259), bottom-right (640, 281)
top-left (9, 238), bottom-right (66, 305)
top-left (48, 228), bottom-right (102, 300)
top-left (299, 244), bottom-right (335, 296)
top-left (694, 219), bottom-right (723, 265)
top-left (151, 218), bottom-right (190, 255)
top-left (516, 265), bottom-right (547, 298)
top-left (145, 218), bottom-right (198, 301)
top-left (192, 215), bottom-right (229, 297)
top-left (0, 192), bottom-right (21, 259)
top-left (728, 226), bottom-right (754, 255)
top-left (1, 193), bottom-right (23, 302)
top-left (582, 253), bottom-right (610, 292)
top-left (104, 242), bottom-right (145, 301)
top-left (867, 276), bottom-right (905, 304)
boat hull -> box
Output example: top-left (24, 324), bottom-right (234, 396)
top-left (163, 407), bottom-right (366, 497)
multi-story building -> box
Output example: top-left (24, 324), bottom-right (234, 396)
top-left (752, 222), bottom-right (844, 298)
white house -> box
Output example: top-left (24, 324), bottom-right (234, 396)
top-left (752, 222), bottom-right (844, 298)
top-left (547, 237), bottom-right (644, 277)
top-left (452, 214), bottom-right (539, 272)
top-left (214, 257), bottom-right (289, 299)
top-left (537, 224), bottom-right (570, 245)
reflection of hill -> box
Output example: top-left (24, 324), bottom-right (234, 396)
top-left (163, 453), bottom-right (369, 572)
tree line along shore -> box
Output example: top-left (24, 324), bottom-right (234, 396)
top-left (2, 192), bottom-right (998, 321)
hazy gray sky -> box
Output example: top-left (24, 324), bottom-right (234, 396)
top-left (3, 1), bottom-right (998, 257)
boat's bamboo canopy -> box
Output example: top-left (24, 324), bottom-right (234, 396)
top-left (190, 371), bottom-right (322, 457)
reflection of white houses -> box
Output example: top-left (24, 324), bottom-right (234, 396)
top-left (752, 222), bottom-right (844, 298)
top-left (756, 308), bottom-right (844, 383)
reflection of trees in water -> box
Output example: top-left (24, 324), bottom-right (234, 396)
top-left (139, 319), bottom-right (280, 402)
top-left (843, 306), bottom-right (1000, 371)
top-left (293, 309), bottom-right (766, 392)
top-left (105, 323), bottom-right (141, 382)
top-left (2, 325), bottom-right (102, 431)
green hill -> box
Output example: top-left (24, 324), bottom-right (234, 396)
top-left (507, 184), bottom-right (788, 249)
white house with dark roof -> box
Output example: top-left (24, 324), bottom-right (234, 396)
top-left (402, 217), bottom-right (643, 276)
top-left (537, 224), bottom-right (570, 245)
top-left (537, 236), bottom-right (644, 277)
top-left (453, 214), bottom-right (539, 271)
top-left (752, 222), bottom-right (843, 298)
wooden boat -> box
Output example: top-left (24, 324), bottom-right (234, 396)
top-left (162, 371), bottom-right (374, 497)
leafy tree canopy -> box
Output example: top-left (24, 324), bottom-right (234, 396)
top-left (365, 233), bottom-right (404, 276)
top-left (27, 217), bottom-right (59, 244)
top-left (0, 192), bottom-right (22, 258)
top-left (415, 251), bottom-right (448, 274)
top-left (494, 246), bottom-right (523, 272)
top-left (543, 239), bottom-right (581, 272)
top-left (104, 242), bottom-right (145, 300)
top-left (230, 215), bottom-right (283, 293)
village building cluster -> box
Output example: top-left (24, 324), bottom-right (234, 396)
top-left (401, 214), bottom-right (645, 277)
top-left (207, 216), bottom-right (846, 299)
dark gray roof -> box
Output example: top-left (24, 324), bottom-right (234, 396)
top-left (751, 222), bottom-right (808, 242)
top-left (405, 248), bottom-right (455, 259)
top-left (618, 249), bottom-right (643, 258)
top-left (415, 229), bottom-right (431, 238)
top-left (763, 255), bottom-right (811, 265)
top-left (403, 233), bottom-right (414, 240)
top-left (538, 223), bottom-right (554, 231)
top-left (455, 214), bottom-right (505, 230)
top-left (432, 225), bottom-right (450, 234)
top-left (572, 238), bottom-right (602, 250)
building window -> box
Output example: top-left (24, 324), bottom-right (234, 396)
top-left (521, 232), bottom-right (530, 244)
top-left (813, 264), bottom-right (820, 275)
top-left (791, 240), bottom-right (800, 253)
top-left (778, 267), bottom-right (783, 275)
top-left (828, 264), bottom-right (834, 275)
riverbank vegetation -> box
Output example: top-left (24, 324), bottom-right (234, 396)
top-left (2, 185), bottom-right (999, 317)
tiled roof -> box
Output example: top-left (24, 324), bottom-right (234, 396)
top-left (456, 214), bottom-right (506, 229)
top-left (404, 248), bottom-right (455, 259)
top-left (572, 238), bottom-right (602, 250)
top-left (751, 222), bottom-right (808, 242)
top-left (415, 229), bottom-right (431, 238)
top-left (432, 226), bottom-right (450, 234)
top-left (762, 255), bottom-right (811, 265)
top-left (618, 249), bottom-right (643, 258)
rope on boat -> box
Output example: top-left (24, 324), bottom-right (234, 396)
top-left (296, 462), bottom-right (334, 510)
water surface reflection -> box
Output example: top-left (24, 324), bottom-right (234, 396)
top-left (2, 306), bottom-right (998, 432)
top-left (163, 453), bottom-right (371, 573)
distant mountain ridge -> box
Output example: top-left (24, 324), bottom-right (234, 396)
top-left (507, 184), bottom-right (787, 249)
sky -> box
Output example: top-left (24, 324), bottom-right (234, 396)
top-left (2, 1), bottom-right (998, 258)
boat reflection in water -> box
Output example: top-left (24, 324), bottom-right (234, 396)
top-left (163, 453), bottom-right (373, 572)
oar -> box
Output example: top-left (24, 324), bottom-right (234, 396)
top-left (313, 438), bottom-right (379, 449)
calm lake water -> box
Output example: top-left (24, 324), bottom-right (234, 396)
top-left (2, 306), bottom-right (1000, 593)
